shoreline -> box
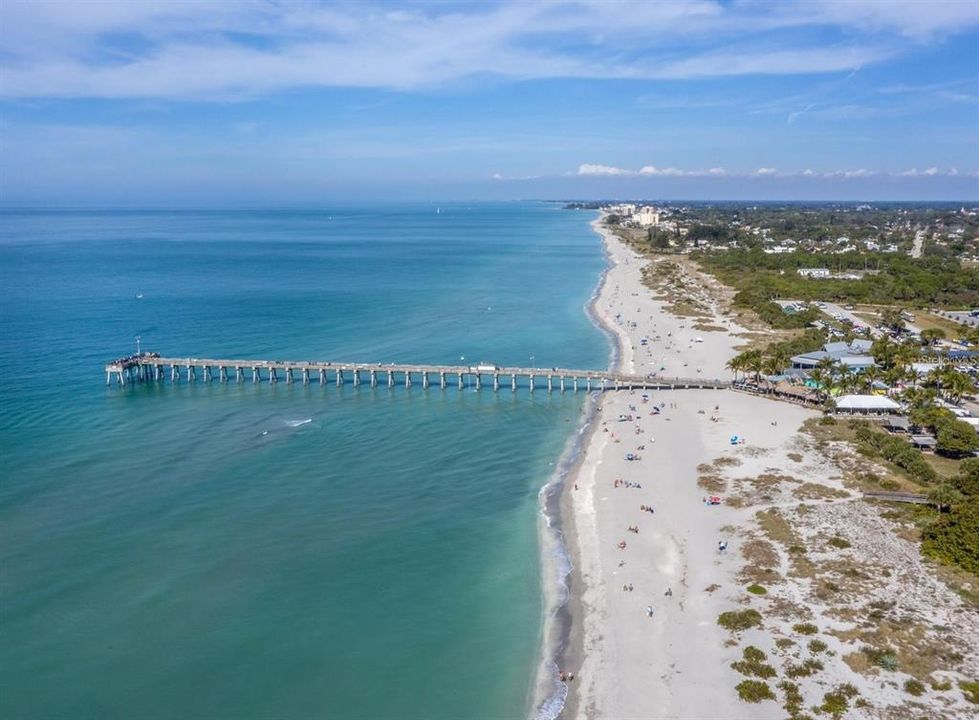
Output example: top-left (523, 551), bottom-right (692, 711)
top-left (551, 216), bottom-right (626, 720)
top-left (531, 213), bottom-right (619, 720)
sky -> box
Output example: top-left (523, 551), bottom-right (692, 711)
top-left (1, 0), bottom-right (978, 203)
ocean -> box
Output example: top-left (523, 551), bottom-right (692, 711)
top-left (0, 203), bottom-right (608, 719)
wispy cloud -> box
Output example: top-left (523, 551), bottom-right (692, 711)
top-left (1, 0), bottom-right (977, 100)
top-left (577, 163), bottom-right (633, 176)
top-left (545, 164), bottom-right (968, 180)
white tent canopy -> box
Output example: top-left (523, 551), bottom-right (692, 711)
top-left (836, 395), bottom-right (901, 411)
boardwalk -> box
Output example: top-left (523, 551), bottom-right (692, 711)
top-left (105, 352), bottom-right (731, 392)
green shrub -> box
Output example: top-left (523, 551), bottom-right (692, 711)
top-left (819, 690), bottom-right (850, 718)
top-left (936, 418), bottom-right (979, 457)
top-left (732, 660), bottom-right (776, 679)
top-left (819, 415), bottom-right (837, 426)
top-left (731, 646), bottom-right (777, 678)
top-left (746, 583), bottom-right (768, 595)
top-left (808, 639), bottom-right (828, 653)
top-left (718, 609), bottom-right (763, 631)
top-left (735, 679), bottom-right (775, 703)
top-left (775, 638), bottom-right (795, 649)
top-left (904, 679), bottom-right (925, 696)
top-left (785, 658), bottom-right (824, 678)
top-left (922, 502), bottom-right (979, 575)
top-left (961, 681), bottom-right (979, 704)
top-left (827, 536), bottom-right (851, 549)
top-left (778, 680), bottom-right (803, 715)
top-left (792, 622), bottom-right (818, 635)
top-left (853, 426), bottom-right (938, 483)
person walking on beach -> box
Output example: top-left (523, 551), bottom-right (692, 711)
top-left (646, 605), bottom-right (654, 618)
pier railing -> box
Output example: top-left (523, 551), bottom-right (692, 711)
top-left (105, 352), bottom-right (731, 393)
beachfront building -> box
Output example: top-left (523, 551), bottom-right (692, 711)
top-left (790, 340), bottom-right (876, 372)
top-left (835, 394), bottom-right (902, 415)
top-left (632, 206), bottom-right (660, 227)
top-left (797, 267), bottom-right (831, 278)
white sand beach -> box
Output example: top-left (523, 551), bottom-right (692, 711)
top-left (556, 219), bottom-right (979, 720)
top-left (558, 219), bottom-right (817, 719)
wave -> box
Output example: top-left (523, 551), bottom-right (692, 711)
top-left (285, 418), bottom-right (313, 428)
top-left (531, 395), bottom-right (600, 720)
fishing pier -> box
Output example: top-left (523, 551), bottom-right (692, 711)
top-left (105, 353), bottom-right (730, 393)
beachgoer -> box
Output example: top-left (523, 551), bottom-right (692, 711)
top-left (646, 606), bottom-right (654, 617)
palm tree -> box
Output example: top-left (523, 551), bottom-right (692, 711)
top-left (745, 351), bottom-right (765, 385)
top-left (768, 347), bottom-right (790, 373)
top-left (857, 365), bottom-right (880, 394)
top-left (809, 366), bottom-right (830, 398)
top-left (893, 341), bottom-right (920, 373)
top-left (937, 368), bottom-right (974, 403)
top-left (871, 335), bottom-right (896, 369)
top-left (726, 354), bottom-right (747, 383)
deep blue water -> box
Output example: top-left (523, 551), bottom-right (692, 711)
top-left (0, 203), bottom-right (607, 719)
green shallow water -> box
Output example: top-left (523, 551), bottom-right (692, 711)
top-left (0, 203), bottom-right (607, 719)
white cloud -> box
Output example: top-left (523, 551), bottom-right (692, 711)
top-left (639, 166), bottom-right (685, 176)
top-left (896, 167), bottom-right (944, 176)
top-left (754, 167), bottom-right (778, 175)
top-left (578, 163), bottom-right (633, 176)
top-left (0, 0), bottom-right (976, 99)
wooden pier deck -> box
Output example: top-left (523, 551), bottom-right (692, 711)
top-left (105, 352), bottom-right (731, 392)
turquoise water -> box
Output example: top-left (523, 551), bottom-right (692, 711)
top-left (0, 204), bottom-right (607, 719)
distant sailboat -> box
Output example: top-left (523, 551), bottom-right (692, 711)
top-left (436, 207), bottom-right (440, 215)
top-left (135, 292), bottom-right (144, 299)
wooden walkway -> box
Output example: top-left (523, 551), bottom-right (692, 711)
top-left (862, 491), bottom-right (930, 505)
top-left (105, 352), bottom-right (731, 392)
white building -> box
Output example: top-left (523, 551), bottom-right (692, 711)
top-left (632, 206), bottom-right (660, 227)
top-left (797, 268), bottom-right (831, 278)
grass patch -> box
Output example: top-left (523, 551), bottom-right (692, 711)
top-left (819, 684), bottom-right (859, 719)
top-left (717, 609), bottom-right (763, 632)
top-left (757, 508), bottom-right (794, 545)
top-left (778, 680), bottom-right (803, 717)
top-left (731, 646), bottom-right (777, 679)
top-left (793, 483), bottom-right (850, 501)
top-left (735, 679), bottom-right (775, 703)
top-left (746, 583), bottom-right (768, 595)
top-left (774, 638), bottom-right (795, 650)
top-left (904, 679), bottom-right (925, 696)
top-left (808, 639), bottom-right (828, 653)
top-left (792, 622), bottom-right (819, 635)
top-left (697, 474), bottom-right (726, 493)
top-left (784, 658), bottom-right (824, 678)
top-left (827, 535), bottom-right (851, 549)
